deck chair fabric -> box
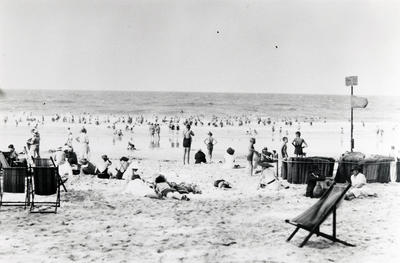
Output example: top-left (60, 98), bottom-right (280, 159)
top-left (0, 167), bottom-right (30, 208)
top-left (0, 151), bottom-right (11, 169)
top-left (285, 183), bottom-right (354, 247)
top-left (30, 166), bottom-right (60, 213)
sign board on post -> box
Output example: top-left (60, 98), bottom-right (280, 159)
top-left (345, 76), bottom-right (358, 86)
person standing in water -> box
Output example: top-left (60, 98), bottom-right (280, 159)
top-left (204, 132), bottom-right (217, 163)
top-left (76, 127), bottom-right (90, 160)
top-left (292, 131), bottom-right (308, 157)
top-left (247, 138), bottom-right (257, 176)
top-left (183, 124), bottom-right (194, 164)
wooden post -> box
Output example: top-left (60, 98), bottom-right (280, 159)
top-left (350, 85), bottom-right (354, 152)
top-left (333, 205), bottom-right (337, 238)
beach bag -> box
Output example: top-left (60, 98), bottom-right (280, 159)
top-left (313, 181), bottom-right (324, 198)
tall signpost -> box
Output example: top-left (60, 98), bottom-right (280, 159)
top-left (345, 76), bottom-right (358, 152)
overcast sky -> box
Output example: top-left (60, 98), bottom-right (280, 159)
top-left (0, 0), bottom-right (399, 95)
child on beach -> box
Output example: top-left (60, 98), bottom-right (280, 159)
top-left (281, 137), bottom-right (289, 159)
top-left (183, 124), bottom-right (194, 164)
top-left (247, 138), bottom-right (257, 176)
top-left (76, 128), bottom-right (90, 160)
top-left (204, 132), bottom-right (217, 163)
top-left (292, 131), bottom-right (308, 157)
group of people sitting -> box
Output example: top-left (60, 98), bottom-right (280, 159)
top-left (304, 164), bottom-right (377, 200)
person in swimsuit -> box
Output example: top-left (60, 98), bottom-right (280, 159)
top-left (204, 132), bottom-right (217, 163)
top-left (247, 138), bottom-right (257, 176)
top-left (281, 137), bottom-right (289, 159)
top-left (292, 131), bottom-right (308, 157)
top-left (183, 124), bottom-right (194, 164)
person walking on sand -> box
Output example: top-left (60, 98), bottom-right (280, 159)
top-left (292, 131), bottom-right (307, 157)
top-left (204, 132), bottom-right (217, 163)
top-left (183, 124), bottom-right (194, 164)
top-left (76, 127), bottom-right (90, 160)
top-left (27, 128), bottom-right (40, 158)
top-left (247, 138), bottom-right (257, 176)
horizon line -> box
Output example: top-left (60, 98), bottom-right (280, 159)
top-left (0, 88), bottom-right (394, 98)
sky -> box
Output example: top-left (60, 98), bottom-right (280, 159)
top-left (0, 0), bottom-right (399, 95)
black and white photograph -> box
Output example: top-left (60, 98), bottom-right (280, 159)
top-left (0, 0), bottom-right (399, 262)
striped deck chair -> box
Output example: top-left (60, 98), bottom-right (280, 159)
top-left (0, 167), bottom-right (31, 209)
top-left (32, 157), bottom-right (68, 192)
top-left (30, 166), bottom-right (60, 213)
top-left (0, 151), bottom-right (10, 170)
top-left (285, 183), bottom-right (355, 247)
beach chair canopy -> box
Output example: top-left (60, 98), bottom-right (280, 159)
top-left (32, 167), bottom-right (58, 195)
top-left (30, 166), bottom-right (60, 213)
top-left (0, 167), bottom-right (30, 208)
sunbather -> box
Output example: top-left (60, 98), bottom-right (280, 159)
top-left (96, 155), bottom-right (112, 179)
top-left (80, 158), bottom-right (96, 175)
top-left (258, 163), bottom-right (289, 190)
top-left (214, 179), bottom-right (232, 189)
top-left (222, 147), bottom-right (240, 169)
top-left (114, 156), bottom-right (130, 179)
top-left (345, 166), bottom-right (377, 200)
top-left (153, 175), bottom-right (189, 200)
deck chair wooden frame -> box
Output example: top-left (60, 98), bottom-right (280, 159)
top-left (0, 167), bottom-right (31, 209)
top-left (49, 157), bottom-right (68, 192)
top-left (285, 183), bottom-right (355, 247)
top-left (30, 166), bottom-right (60, 214)
top-left (31, 156), bottom-right (68, 192)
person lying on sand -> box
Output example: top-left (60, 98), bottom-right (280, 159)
top-left (151, 175), bottom-right (190, 201)
top-left (214, 179), bottom-right (232, 189)
top-left (345, 166), bottom-right (377, 200)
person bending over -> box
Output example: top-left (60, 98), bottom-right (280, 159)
top-left (194, 149), bottom-right (207, 164)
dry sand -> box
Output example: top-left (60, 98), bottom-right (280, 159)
top-left (1, 122), bottom-right (400, 262)
top-left (1, 160), bottom-right (400, 263)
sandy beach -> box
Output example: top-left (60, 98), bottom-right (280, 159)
top-left (1, 160), bottom-right (400, 262)
top-left (1, 118), bottom-right (400, 262)
top-left (2, 0), bottom-right (400, 261)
